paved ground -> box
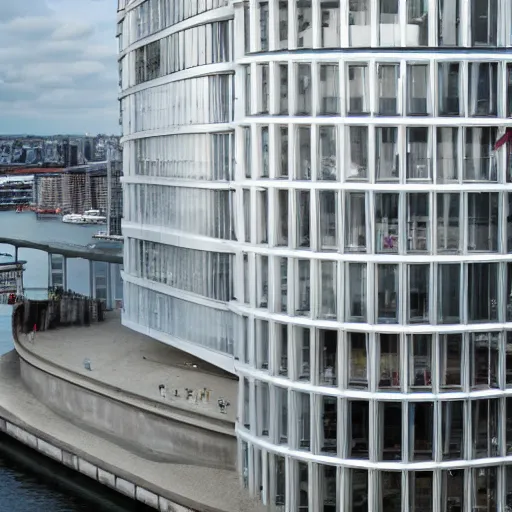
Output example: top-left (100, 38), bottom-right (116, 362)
top-left (22, 311), bottom-right (237, 423)
top-left (0, 351), bottom-right (264, 512)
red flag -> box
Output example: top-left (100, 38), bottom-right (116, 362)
top-left (494, 128), bottom-right (512, 150)
top-left (33, 324), bottom-right (37, 332)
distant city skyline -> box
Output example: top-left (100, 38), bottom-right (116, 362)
top-left (0, 0), bottom-right (119, 135)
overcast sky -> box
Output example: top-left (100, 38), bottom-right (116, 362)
top-left (0, 0), bottom-right (119, 136)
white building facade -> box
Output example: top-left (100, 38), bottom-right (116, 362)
top-left (119, 0), bottom-right (512, 510)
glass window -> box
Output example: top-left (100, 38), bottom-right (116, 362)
top-left (243, 126), bottom-right (251, 178)
top-left (295, 327), bottom-right (310, 381)
top-left (507, 398), bottom-right (512, 455)
top-left (243, 253), bottom-right (250, 304)
top-left (276, 387), bottom-right (288, 444)
top-left (297, 392), bottom-right (311, 450)
top-left (297, 127), bottom-right (311, 180)
top-left (377, 64), bottom-right (400, 114)
top-left (348, 332), bottom-right (368, 388)
top-left (318, 329), bottom-right (337, 385)
top-left (407, 64), bottom-right (430, 115)
top-left (378, 472), bottom-right (402, 511)
top-left (347, 64), bottom-right (369, 115)
top-left (409, 334), bottom-right (432, 390)
top-left (296, 259), bottom-right (311, 316)
top-left (349, 0), bottom-right (371, 47)
top-left (278, 1), bottom-right (288, 49)
top-left (438, 0), bottom-right (461, 46)
top-left (244, 66), bottom-right (251, 116)
top-left (470, 332), bottom-right (499, 389)
top-left (348, 401), bottom-right (369, 459)
top-left (256, 255), bottom-right (268, 307)
top-left (319, 261), bottom-right (337, 320)
top-left (319, 465), bottom-right (338, 512)
top-left (320, 398), bottom-right (337, 455)
top-left (256, 320), bottom-right (269, 370)
top-left (437, 193), bottom-right (460, 253)
top-left (256, 381), bottom-right (269, 436)
top-left (347, 263), bottom-right (367, 322)
top-left (276, 323), bottom-right (288, 376)
top-left (471, 466), bottom-right (497, 511)
top-left (378, 333), bottom-right (400, 389)
top-left (441, 402), bottom-right (464, 460)
top-left (297, 191), bottom-right (310, 247)
top-left (279, 64), bottom-right (288, 114)
top-left (296, 63), bottom-right (312, 115)
top-left (296, 462), bottom-right (308, 510)
top-left (507, 265), bottom-right (512, 322)
top-left (274, 455), bottom-right (286, 508)
top-left (243, 189), bottom-right (251, 242)
top-left (348, 468), bottom-right (368, 510)
top-left (467, 192), bottom-right (498, 252)
top-left (276, 189), bottom-right (288, 246)
top-left (319, 191), bottom-right (337, 251)
top-left (261, 127), bottom-right (269, 178)
top-left (440, 334), bottom-right (463, 390)
top-left (375, 193), bottom-right (399, 253)
top-left (258, 1), bottom-right (269, 51)
top-left (407, 0), bottom-right (428, 46)
top-left (257, 191), bottom-right (268, 243)
top-left (408, 265), bottom-right (431, 324)
top-left (436, 127), bottom-right (459, 182)
top-left (506, 332), bottom-right (512, 385)
top-left (464, 127), bottom-right (497, 181)
top-left (409, 405), bottom-right (434, 461)
top-left (320, 0), bottom-right (340, 48)
top-left (257, 64), bottom-right (269, 114)
top-left (318, 126), bottom-right (337, 180)
top-left (508, 64), bottom-right (512, 118)
top-left (410, 472), bottom-right (433, 511)
top-left (378, 402), bottom-right (402, 460)
top-left (469, 62), bottom-right (498, 117)
top-left (296, 0), bottom-right (312, 49)
top-left (377, 264), bottom-right (399, 324)
top-left (407, 193), bottom-right (430, 253)
top-left (438, 264), bottom-right (460, 324)
top-left (243, 378), bottom-right (251, 429)
top-left (468, 263), bottom-right (498, 322)
top-left (319, 64), bottom-right (339, 115)
top-left (438, 63), bottom-right (460, 116)
top-left (407, 127), bottom-right (431, 181)
top-left (472, 399), bottom-right (499, 458)
top-left (277, 126), bottom-right (288, 178)
top-left (277, 257), bottom-right (287, 313)
top-left (376, 127), bottom-right (399, 181)
top-left (378, 0), bottom-right (399, 47)
top-left (471, 0), bottom-right (497, 46)
top-left (345, 192), bottom-right (366, 252)
top-left (346, 126), bottom-right (368, 180)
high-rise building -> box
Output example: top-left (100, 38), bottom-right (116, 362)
top-left (119, 0), bottom-right (512, 509)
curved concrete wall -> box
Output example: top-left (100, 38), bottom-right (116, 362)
top-left (19, 358), bottom-right (236, 471)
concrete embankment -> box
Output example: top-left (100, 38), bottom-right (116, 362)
top-left (2, 306), bottom-right (264, 512)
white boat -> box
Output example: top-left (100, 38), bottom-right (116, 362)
top-left (62, 209), bottom-right (106, 225)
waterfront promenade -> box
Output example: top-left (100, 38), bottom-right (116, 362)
top-left (1, 311), bottom-right (264, 512)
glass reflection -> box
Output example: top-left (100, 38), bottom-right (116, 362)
top-left (442, 401), bottom-right (464, 460)
top-left (407, 193), bottom-right (430, 252)
top-left (297, 127), bottom-right (311, 180)
top-left (318, 191), bottom-right (337, 250)
top-left (319, 261), bottom-right (337, 320)
top-left (276, 323), bottom-right (288, 376)
top-left (378, 472), bottom-right (401, 512)
top-left (319, 65), bottom-right (339, 115)
top-left (438, 264), bottom-right (460, 324)
top-left (471, 467), bottom-right (497, 512)
top-left (320, 0), bottom-right (340, 48)
top-left (438, 63), bottom-right (460, 116)
top-left (468, 263), bottom-right (498, 322)
top-left (407, 64), bottom-right (429, 114)
top-left (296, 0), bottom-right (312, 48)
top-left (348, 332), bottom-right (368, 388)
top-left (348, 401), bottom-right (369, 460)
top-left (375, 194), bottom-right (399, 253)
top-left (256, 320), bottom-right (269, 370)
top-left (408, 265), bottom-right (429, 324)
top-left (437, 193), bottom-right (460, 252)
top-left (297, 191), bottom-right (310, 247)
top-left (296, 259), bottom-right (310, 316)
top-left (320, 397), bottom-right (337, 454)
top-left (297, 462), bottom-right (308, 511)
top-left (295, 326), bottom-right (310, 381)
top-left (472, 399), bottom-right (499, 458)
top-left (376, 127), bottom-right (399, 181)
top-left (347, 263), bottom-right (367, 322)
top-left (319, 329), bottom-right (337, 386)
top-left (347, 64), bottom-right (369, 115)
top-left (319, 126), bottom-right (337, 180)
top-left (379, 334), bottom-right (400, 389)
top-left (438, 0), bottom-right (461, 46)
top-left (347, 468), bottom-right (368, 510)
top-left (409, 404), bottom-right (434, 461)
top-left (346, 126), bottom-right (368, 180)
top-left (469, 332), bottom-right (499, 389)
top-left (409, 334), bottom-right (432, 390)
top-left (377, 65), bottom-right (399, 114)
top-left (349, 0), bottom-right (371, 47)
top-left (440, 333), bottom-right (462, 390)
top-left (379, 402), bottom-right (402, 460)
top-left (410, 472), bottom-right (433, 511)
top-left (297, 392), bottom-right (311, 450)
top-left (377, 265), bottom-right (399, 323)
top-left (297, 63), bottom-right (312, 115)
top-left (279, 64), bottom-right (288, 115)
top-left (276, 386), bottom-right (288, 444)
top-left (345, 192), bottom-right (366, 251)
top-left (276, 190), bottom-right (288, 246)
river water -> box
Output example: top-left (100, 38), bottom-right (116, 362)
top-left (0, 211), bottom-right (144, 511)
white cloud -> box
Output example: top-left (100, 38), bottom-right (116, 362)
top-left (0, 0), bottom-right (118, 135)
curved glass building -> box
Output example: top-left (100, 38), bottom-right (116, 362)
top-left (118, 0), bottom-right (238, 371)
top-left (119, 0), bottom-right (512, 510)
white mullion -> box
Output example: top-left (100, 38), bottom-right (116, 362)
top-left (312, 0), bottom-right (321, 48)
top-left (268, 0), bottom-right (277, 51)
